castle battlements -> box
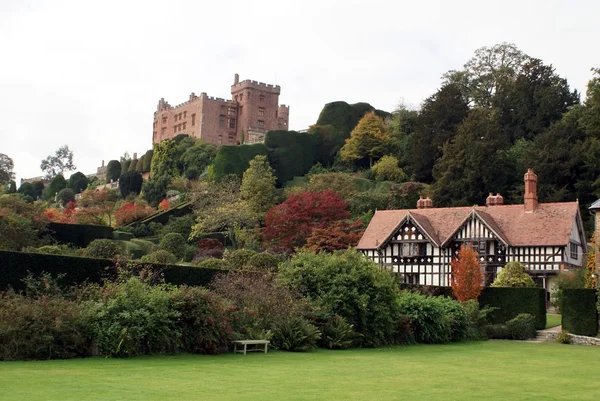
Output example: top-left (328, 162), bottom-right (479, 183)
top-left (231, 79), bottom-right (281, 94)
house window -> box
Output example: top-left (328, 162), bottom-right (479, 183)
top-left (219, 115), bottom-right (225, 127)
top-left (570, 242), bottom-right (579, 259)
top-left (191, 113), bottom-right (196, 126)
top-left (405, 273), bottom-right (419, 285)
top-left (228, 118), bottom-right (236, 129)
top-left (257, 120), bottom-right (265, 129)
top-left (401, 243), bottom-right (419, 257)
top-left (258, 107), bottom-right (265, 117)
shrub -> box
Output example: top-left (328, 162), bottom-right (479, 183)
top-left (195, 258), bottom-right (230, 270)
top-left (114, 202), bottom-right (155, 227)
top-left (552, 269), bottom-right (586, 310)
top-left (170, 286), bottom-right (234, 354)
top-left (371, 155), bottom-right (408, 182)
top-left (183, 244), bottom-right (198, 263)
top-left (246, 252), bottom-right (281, 272)
top-left (396, 292), bottom-right (453, 344)
top-left (34, 245), bottom-right (63, 255)
top-left (106, 160), bottom-right (121, 182)
top-left (561, 288), bottom-right (598, 337)
top-left (112, 230), bottom-right (135, 241)
top-left (158, 233), bottom-right (186, 260)
top-left (83, 277), bottom-right (179, 357)
top-left (506, 313), bottom-right (537, 340)
top-left (46, 222), bottom-right (114, 248)
top-left (491, 261), bottom-right (536, 288)
top-left (223, 249), bottom-right (257, 270)
top-left (130, 239), bottom-right (157, 255)
top-left (478, 287), bottom-right (546, 330)
top-left (118, 171), bottom-right (143, 198)
top-left (195, 238), bottom-right (225, 261)
top-left (556, 330), bottom-right (571, 344)
top-left (272, 316), bottom-right (321, 352)
top-left (279, 250), bottom-right (403, 347)
top-left (0, 291), bottom-right (91, 360)
top-left (210, 144), bottom-right (268, 181)
top-left (319, 315), bottom-right (357, 349)
top-left (140, 250), bottom-right (178, 265)
top-left (265, 131), bottom-right (318, 185)
top-left (66, 172), bottom-right (89, 194)
top-left (83, 239), bottom-right (125, 259)
top-left (484, 324), bottom-right (510, 339)
top-left (56, 188), bottom-right (75, 206)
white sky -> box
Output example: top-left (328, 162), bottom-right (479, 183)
top-left (1, 0), bottom-right (599, 183)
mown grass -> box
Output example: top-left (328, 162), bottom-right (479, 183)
top-left (1, 341), bottom-right (599, 401)
top-left (546, 313), bottom-right (562, 329)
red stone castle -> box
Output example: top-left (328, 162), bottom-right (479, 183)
top-left (153, 74), bottom-right (289, 146)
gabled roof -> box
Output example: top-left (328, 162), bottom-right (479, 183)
top-left (590, 199), bottom-right (600, 210)
top-left (356, 202), bottom-right (581, 250)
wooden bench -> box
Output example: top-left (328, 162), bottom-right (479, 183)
top-left (233, 340), bottom-right (270, 355)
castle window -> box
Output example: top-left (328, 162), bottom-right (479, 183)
top-left (570, 242), bottom-right (578, 259)
top-left (239, 94), bottom-right (243, 101)
top-left (219, 115), bottom-right (225, 127)
top-left (228, 107), bottom-right (236, 116)
top-left (257, 120), bottom-right (265, 129)
top-left (162, 117), bottom-right (167, 124)
top-left (183, 111), bottom-right (187, 118)
top-left (218, 135), bottom-right (222, 145)
top-left (258, 107), bottom-right (265, 117)
top-left (259, 94), bottom-right (265, 102)
top-left (228, 118), bottom-right (236, 129)
top-left (182, 122), bottom-right (186, 130)
top-left (191, 114), bottom-right (196, 126)
top-left (161, 127), bottom-right (166, 134)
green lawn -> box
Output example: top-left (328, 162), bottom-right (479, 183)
top-left (546, 313), bottom-right (562, 328)
top-left (1, 341), bottom-right (599, 401)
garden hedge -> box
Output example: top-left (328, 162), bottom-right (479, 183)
top-left (561, 289), bottom-right (598, 337)
top-left (0, 250), bottom-right (224, 291)
top-left (127, 201), bottom-right (192, 227)
top-left (265, 130), bottom-right (318, 185)
top-left (478, 287), bottom-right (546, 330)
top-left (46, 222), bottom-right (114, 247)
top-left (210, 143), bottom-right (268, 181)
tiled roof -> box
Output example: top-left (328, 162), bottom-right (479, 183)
top-left (357, 202), bottom-right (581, 250)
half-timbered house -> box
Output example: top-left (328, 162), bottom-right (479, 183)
top-left (357, 169), bottom-right (586, 295)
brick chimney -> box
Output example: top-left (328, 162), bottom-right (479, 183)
top-left (416, 196), bottom-right (425, 209)
top-left (524, 168), bottom-right (538, 212)
top-left (495, 193), bottom-right (504, 205)
top-left (417, 196), bottom-right (433, 209)
top-left (486, 192), bottom-right (496, 207)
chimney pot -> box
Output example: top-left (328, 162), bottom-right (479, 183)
top-left (486, 192), bottom-right (496, 207)
top-left (495, 193), bottom-right (504, 205)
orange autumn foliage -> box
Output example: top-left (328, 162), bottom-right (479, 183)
top-left (158, 199), bottom-right (170, 211)
top-left (450, 245), bottom-right (483, 302)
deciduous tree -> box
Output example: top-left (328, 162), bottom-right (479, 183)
top-left (241, 155), bottom-right (277, 214)
top-left (450, 245), bottom-right (483, 301)
top-left (371, 155), bottom-right (408, 182)
top-left (491, 261), bottom-right (536, 288)
top-left (305, 220), bottom-right (364, 253)
top-left (0, 153), bottom-right (15, 185)
top-left (40, 145), bottom-right (76, 179)
top-left (340, 112), bottom-right (390, 167)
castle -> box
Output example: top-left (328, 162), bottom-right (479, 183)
top-left (153, 74), bottom-right (289, 146)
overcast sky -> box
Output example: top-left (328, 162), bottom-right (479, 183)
top-left (1, 0), bottom-right (599, 183)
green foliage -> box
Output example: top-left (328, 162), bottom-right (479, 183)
top-left (552, 269), bottom-right (586, 309)
top-left (265, 131), bottom-right (318, 185)
top-left (151, 139), bottom-right (179, 179)
top-left (484, 324), bottom-right (510, 339)
top-left (160, 215), bottom-right (195, 242)
top-left (210, 144), bottom-right (268, 181)
top-left (223, 249), bottom-right (257, 270)
top-left (121, 159), bottom-right (131, 175)
top-left (492, 262), bottom-right (536, 287)
top-left (128, 159), bottom-right (138, 173)
top-left (106, 160), bottom-right (121, 182)
top-left (112, 230), bottom-right (135, 241)
top-left (340, 112), bottom-right (391, 168)
top-left (141, 175), bottom-right (170, 208)
top-left (56, 188), bottom-right (75, 206)
top-left (279, 250), bottom-right (402, 347)
top-left (396, 292), bottom-right (468, 343)
top-left (119, 171), bottom-right (143, 198)
top-left (33, 245), bottom-right (64, 255)
top-left (140, 250), bottom-right (178, 265)
top-left (17, 182), bottom-right (37, 198)
top-left (40, 145), bottom-right (76, 180)
top-left (371, 155), bottom-right (408, 182)
top-left (561, 289), bottom-right (598, 337)
top-left (83, 239), bottom-right (126, 259)
top-left (556, 330), bottom-right (571, 344)
top-left (180, 140), bottom-right (217, 178)
top-left (246, 252), bottom-right (282, 272)
top-left (0, 209), bottom-right (40, 251)
top-left (142, 150), bottom-right (153, 173)
top-left (47, 222), bottom-right (114, 248)
top-left (308, 124), bottom-right (346, 166)
top-left (505, 313), bottom-right (537, 340)
top-left (241, 155), bottom-right (277, 213)
top-left (44, 174), bottom-right (67, 200)
top-left (478, 287), bottom-right (546, 330)
top-left (0, 153), bottom-right (15, 186)
top-left (319, 315), bottom-right (357, 349)
top-left (272, 316), bottom-right (321, 352)
top-left (195, 258), bottom-right (230, 270)
top-left (130, 238), bottom-right (157, 255)
top-left (307, 172), bottom-right (358, 200)
top-left (66, 172), bottom-right (89, 194)
top-left (315, 101), bottom-right (389, 140)
top-left (158, 233), bottom-right (186, 260)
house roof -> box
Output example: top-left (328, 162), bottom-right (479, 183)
top-left (357, 202), bottom-right (581, 250)
top-left (589, 199), bottom-right (600, 210)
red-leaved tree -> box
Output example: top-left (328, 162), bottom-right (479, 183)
top-left (305, 219), bottom-right (364, 253)
top-left (263, 190), bottom-right (350, 251)
top-left (114, 202), bottom-right (155, 226)
top-left (450, 245), bottom-right (483, 301)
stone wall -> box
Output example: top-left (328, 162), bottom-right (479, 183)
top-left (544, 331), bottom-right (600, 346)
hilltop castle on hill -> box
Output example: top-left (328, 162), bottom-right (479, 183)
top-left (153, 74), bottom-right (289, 146)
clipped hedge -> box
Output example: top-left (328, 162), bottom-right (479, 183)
top-left (265, 130), bottom-right (318, 185)
top-left (0, 250), bottom-right (224, 291)
top-left (127, 201), bottom-right (192, 227)
top-left (46, 222), bottom-right (114, 247)
top-left (210, 143), bottom-right (268, 181)
top-left (113, 231), bottom-right (135, 241)
top-left (561, 289), bottom-right (598, 337)
top-left (478, 287), bottom-right (546, 330)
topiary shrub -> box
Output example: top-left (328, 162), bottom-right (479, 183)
top-left (195, 258), bottom-right (230, 270)
top-left (271, 316), bottom-right (321, 352)
top-left (223, 249), bottom-right (257, 270)
top-left (491, 261), bottom-right (536, 288)
top-left (246, 252), bottom-right (281, 272)
top-left (140, 250), bottom-right (178, 265)
top-left (484, 324), bottom-right (510, 339)
top-left (183, 244), bottom-right (199, 263)
top-left (158, 232), bottom-right (186, 260)
top-left (479, 287), bottom-right (546, 330)
top-left (34, 245), bottom-right (63, 255)
top-left (130, 239), bottom-right (157, 255)
top-left (83, 239), bottom-right (125, 259)
top-left (56, 188), bottom-right (75, 206)
top-left (506, 313), bottom-right (537, 340)
top-left (561, 288), bottom-right (598, 337)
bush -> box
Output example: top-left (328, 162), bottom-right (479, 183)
top-left (272, 316), bottom-right (321, 352)
top-left (140, 250), bottom-right (178, 265)
top-left (130, 239), bottom-right (157, 255)
top-left (491, 261), bottom-right (536, 288)
top-left (210, 144), bottom-right (268, 181)
top-left (83, 277), bottom-right (179, 357)
top-left (561, 289), bottom-right (598, 337)
top-left (506, 313), bottom-right (537, 340)
top-left (183, 244), bottom-right (198, 263)
top-left (0, 291), bottom-right (90, 360)
top-left (279, 250), bottom-right (403, 347)
top-left (478, 287), bottom-right (546, 330)
top-left (552, 269), bottom-right (586, 309)
top-left (158, 233), bottom-right (186, 260)
top-left (118, 171), bottom-right (143, 198)
top-left (112, 230), bottom-right (135, 241)
top-left (170, 286), bottom-right (234, 354)
top-left (194, 238), bottom-right (225, 262)
top-left (319, 315), bottom-right (357, 349)
top-left (246, 252), bottom-right (281, 272)
top-left (223, 249), bottom-right (257, 270)
top-left (66, 172), bottom-right (89, 194)
top-left (160, 215), bottom-right (195, 241)
top-left (195, 258), bottom-right (230, 270)
top-left (556, 330), bottom-right (571, 344)
top-left (484, 324), bottom-right (510, 339)
top-left (34, 245), bottom-right (63, 255)
top-left (396, 292), bottom-right (455, 344)
top-left (56, 188), bottom-right (75, 206)
top-left (83, 239), bottom-right (125, 259)
top-left (106, 160), bottom-right (121, 182)
top-left (265, 131), bottom-right (318, 185)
